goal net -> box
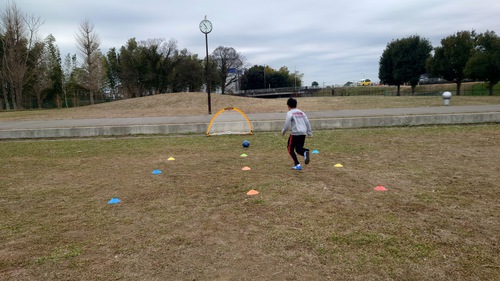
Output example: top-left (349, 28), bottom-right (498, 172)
top-left (206, 107), bottom-right (254, 136)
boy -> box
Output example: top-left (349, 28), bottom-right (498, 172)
top-left (281, 98), bottom-right (313, 170)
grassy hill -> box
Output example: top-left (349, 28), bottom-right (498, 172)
top-left (1, 91), bottom-right (500, 121)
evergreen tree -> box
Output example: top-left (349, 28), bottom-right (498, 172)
top-left (427, 31), bottom-right (475, 95)
top-left (379, 35), bottom-right (432, 95)
top-left (465, 31), bottom-right (500, 95)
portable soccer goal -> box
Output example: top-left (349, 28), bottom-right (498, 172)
top-left (206, 107), bottom-right (254, 136)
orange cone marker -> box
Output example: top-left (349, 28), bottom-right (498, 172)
top-left (247, 190), bottom-right (259, 195)
top-left (374, 185), bottom-right (388, 191)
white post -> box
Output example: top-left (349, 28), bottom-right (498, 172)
top-left (442, 91), bottom-right (452, 106)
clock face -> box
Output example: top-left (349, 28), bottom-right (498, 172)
top-left (199, 20), bottom-right (212, 34)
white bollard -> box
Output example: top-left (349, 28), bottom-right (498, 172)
top-left (442, 91), bottom-right (452, 106)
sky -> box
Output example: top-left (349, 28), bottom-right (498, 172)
top-left (9, 0), bottom-right (500, 87)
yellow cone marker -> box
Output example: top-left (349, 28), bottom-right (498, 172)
top-left (334, 163), bottom-right (343, 168)
top-left (168, 157), bottom-right (175, 161)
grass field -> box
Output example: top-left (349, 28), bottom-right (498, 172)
top-left (1, 125), bottom-right (499, 280)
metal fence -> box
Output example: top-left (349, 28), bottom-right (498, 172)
top-left (305, 86), bottom-right (499, 97)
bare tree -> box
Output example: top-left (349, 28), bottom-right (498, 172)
top-left (76, 19), bottom-right (101, 104)
top-left (62, 53), bottom-right (78, 107)
top-left (159, 38), bottom-right (177, 59)
top-left (29, 40), bottom-right (51, 108)
top-left (211, 46), bottom-right (245, 94)
top-left (0, 33), bottom-right (7, 110)
top-left (1, 2), bottom-right (43, 109)
top-left (159, 38), bottom-right (178, 93)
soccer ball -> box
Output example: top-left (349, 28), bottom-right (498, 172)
top-left (242, 140), bottom-right (250, 148)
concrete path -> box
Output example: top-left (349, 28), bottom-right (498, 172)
top-left (1, 105), bottom-right (499, 139)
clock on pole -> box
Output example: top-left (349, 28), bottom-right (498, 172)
top-left (200, 16), bottom-right (212, 114)
top-left (199, 17), bottom-right (212, 34)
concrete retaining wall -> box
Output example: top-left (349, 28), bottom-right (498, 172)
top-left (1, 112), bottom-right (498, 139)
top-left (253, 112), bottom-right (500, 132)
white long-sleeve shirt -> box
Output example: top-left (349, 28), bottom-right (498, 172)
top-left (282, 108), bottom-right (313, 136)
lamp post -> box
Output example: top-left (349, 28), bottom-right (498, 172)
top-left (199, 16), bottom-right (213, 114)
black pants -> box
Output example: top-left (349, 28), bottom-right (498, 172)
top-left (287, 135), bottom-right (308, 166)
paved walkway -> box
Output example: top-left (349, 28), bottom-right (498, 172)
top-left (1, 105), bottom-right (499, 139)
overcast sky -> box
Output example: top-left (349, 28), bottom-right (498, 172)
top-left (10, 0), bottom-right (500, 87)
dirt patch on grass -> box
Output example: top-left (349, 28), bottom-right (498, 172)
top-left (1, 125), bottom-right (499, 280)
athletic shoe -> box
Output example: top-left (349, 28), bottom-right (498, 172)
top-left (292, 164), bottom-right (302, 170)
top-left (304, 151), bottom-right (310, 165)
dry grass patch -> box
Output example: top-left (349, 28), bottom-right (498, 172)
top-left (1, 125), bottom-right (499, 280)
top-left (1, 93), bottom-right (499, 121)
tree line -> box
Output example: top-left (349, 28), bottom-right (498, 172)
top-left (379, 30), bottom-right (500, 96)
top-left (0, 3), bottom-right (274, 110)
top-left (2, 2), bottom-right (499, 110)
